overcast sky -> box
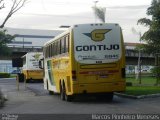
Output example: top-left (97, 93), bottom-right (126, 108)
top-left (0, 0), bottom-right (152, 43)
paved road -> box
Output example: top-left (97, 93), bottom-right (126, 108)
top-left (0, 78), bottom-right (160, 115)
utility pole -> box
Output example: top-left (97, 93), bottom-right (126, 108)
top-left (23, 37), bottom-right (24, 49)
top-left (138, 32), bottom-right (142, 84)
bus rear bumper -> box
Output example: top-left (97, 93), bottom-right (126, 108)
top-left (72, 82), bottom-right (125, 94)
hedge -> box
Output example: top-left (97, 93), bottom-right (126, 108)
top-left (0, 73), bottom-right (10, 78)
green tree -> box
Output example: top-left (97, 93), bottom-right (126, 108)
top-left (151, 66), bottom-right (160, 85)
top-left (137, 0), bottom-right (160, 54)
top-left (138, 0), bottom-right (160, 85)
top-left (0, 30), bottom-right (15, 56)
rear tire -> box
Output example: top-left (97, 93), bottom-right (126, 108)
top-left (65, 94), bottom-right (73, 102)
top-left (60, 82), bottom-right (73, 102)
top-left (17, 73), bottom-right (24, 82)
top-left (49, 91), bottom-right (54, 95)
top-left (26, 79), bottom-right (31, 83)
top-left (60, 83), bottom-right (65, 101)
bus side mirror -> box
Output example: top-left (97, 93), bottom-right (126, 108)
top-left (39, 58), bottom-right (44, 69)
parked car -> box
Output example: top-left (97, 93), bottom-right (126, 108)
top-left (11, 70), bottom-right (21, 74)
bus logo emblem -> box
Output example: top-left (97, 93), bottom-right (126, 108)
top-left (33, 54), bottom-right (41, 61)
top-left (83, 29), bottom-right (111, 42)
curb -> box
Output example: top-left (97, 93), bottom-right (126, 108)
top-left (0, 78), bottom-right (15, 80)
top-left (115, 92), bottom-right (160, 99)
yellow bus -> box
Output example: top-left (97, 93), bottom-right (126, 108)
top-left (42, 23), bottom-right (126, 101)
top-left (22, 52), bottom-right (43, 82)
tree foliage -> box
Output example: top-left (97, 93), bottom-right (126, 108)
top-left (151, 66), bottom-right (160, 85)
top-left (137, 0), bottom-right (160, 54)
top-left (0, 30), bottom-right (15, 55)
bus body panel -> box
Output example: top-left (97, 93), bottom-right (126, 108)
top-left (23, 70), bottom-right (43, 80)
top-left (44, 55), bottom-right (71, 93)
top-left (72, 82), bottom-right (125, 94)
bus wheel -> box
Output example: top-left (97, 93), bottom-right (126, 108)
top-left (26, 79), bottom-right (30, 83)
top-left (49, 91), bottom-right (54, 95)
top-left (65, 94), bottom-right (73, 102)
top-left (60, 83), bottom-right (65, 101)
top-left (17, 73), bottom-right (24, 82)
top-left (63, 84), bottom-right (73, 102)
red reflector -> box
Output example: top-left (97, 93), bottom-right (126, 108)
top-left (72, 71), bottom-right (77, 81)
top-left (72, 71), bottom-right (76, 74)
top-left (72, 76), bottom-right (77, 81)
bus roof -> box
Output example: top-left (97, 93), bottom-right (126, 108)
top-left (44, 28), bottom-right (71, 46)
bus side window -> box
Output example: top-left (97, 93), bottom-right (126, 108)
top-left (55, 41), bottom-right (58, 55)
top-left (50, 45), bottom-right (52, 57)
top-left (48, 45), bottom-right (50, 57)
top-left (57, 40), bottom-right (61, 54)
top-left (64, 36), bottom-right (66, 53)
top-left (61, 37), bottom-right (65, 54)
top-left (51, 43), bottom-right (54, 57)
top-left (46, 46), bottom-right (49, 58)
top-left (53, 43), bottom-right (56, 56)
top-left (43, 47), bottom-right (46, 58)
top-left (68, 35), bottom-right (70, 52)
top-left (66, 35), bottom-right (69, 53)
top-left (45, 47), bottom-right (47, 58)
top-left (49, 45), bottom-right (51, 58)
top-left (50, 44), bottom-right (53, 57)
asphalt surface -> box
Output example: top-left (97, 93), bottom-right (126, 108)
top-left (0, 78), bottom-right (160, 119)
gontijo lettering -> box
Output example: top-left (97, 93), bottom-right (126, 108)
top-left (76, 44), bottom-right (119, 51)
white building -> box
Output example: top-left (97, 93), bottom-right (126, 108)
top-left (0, 27), bottom-right (64, 73)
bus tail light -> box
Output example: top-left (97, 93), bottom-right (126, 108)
top-left (72, 71), bottom-right (77, 81)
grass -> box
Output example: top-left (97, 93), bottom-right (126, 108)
top-left (10, 74), bottom-right (17, 78)
top-left (126, 76), bottom-right (157, 85)
top-left (125, 76), bottom-right (160, 96)
top-left (125, 86), bottom-right (160, 96)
